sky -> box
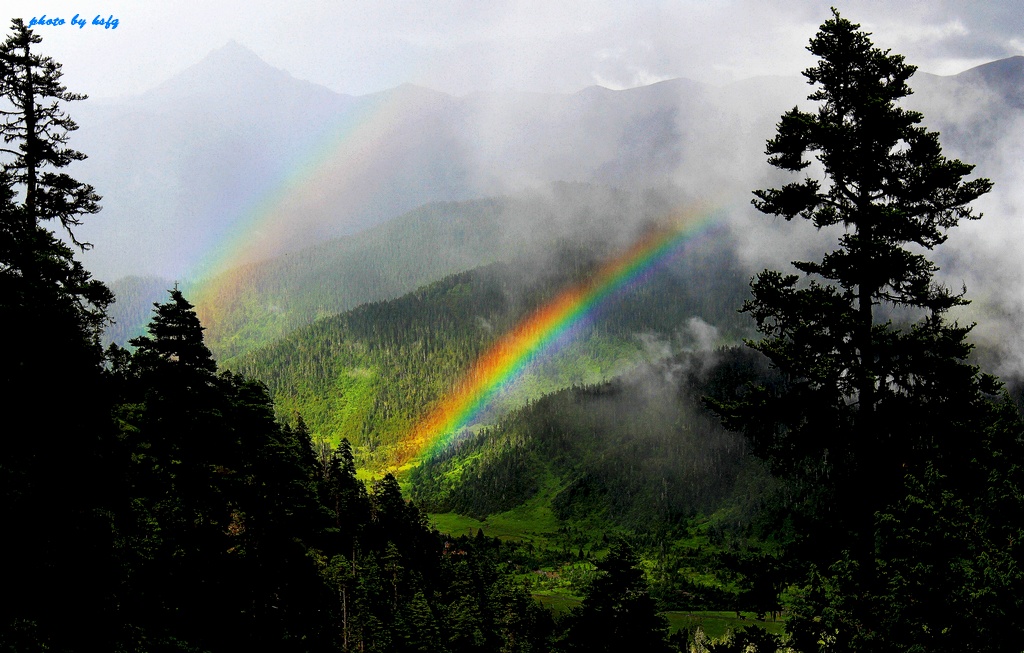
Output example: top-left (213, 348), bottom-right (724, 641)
top-left (5, 1), bottom-right (1024, 99)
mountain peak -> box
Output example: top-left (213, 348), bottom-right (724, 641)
top-left (187, 39), bottom-right (280, 80)
top-left (205, 39), bottom-right (265, 66)
top-left (141, 39), bottom-right (342, 107)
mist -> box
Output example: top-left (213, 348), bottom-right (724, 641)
top-left (25, 2), bottom-right (1019, 386)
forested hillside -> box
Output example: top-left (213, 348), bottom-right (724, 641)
top-left (227, 235), bottom-right (750, 464)
top-left (191, 183), bottom-right (687, 360)
top-left (411, 348), bottom-right (771, 528)
top-left (106, 290), bottom-right (562, 652)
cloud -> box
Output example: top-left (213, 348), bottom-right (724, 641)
top-left (683, 317), bottom-right (720, 353)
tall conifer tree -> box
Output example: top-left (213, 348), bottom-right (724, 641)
top-left (563, 539), bottom-right (671, 653)
top-left (713, 10), bottom-right (1024, 652)
top-left (0, 18), bottom-right (115, 650)
top-left (717, 8), bottom-right (996, 553)
top-left (0, 18), bottom-right (101, 242)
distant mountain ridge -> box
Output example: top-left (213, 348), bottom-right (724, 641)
top-left (954, 55), bottom-right (1024, 107)
top-left (71, 41), bottom-right (798, 281)
top-left (76, 41), bottom-right (1023, 282)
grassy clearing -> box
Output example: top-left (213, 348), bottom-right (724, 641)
top-left (427, 472), bottom-right (564, 544)
top-left (663, 611), bottom-right (785, 639)
top-left (531, 590), bottom-right (582, 614)
top-left (427, 512), bottom-right (488, 538)
top-left (422, 465), bottom-right (781, 639)
top-left (427, 503), bottom-right (788, 643)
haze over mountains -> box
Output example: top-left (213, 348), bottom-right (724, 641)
top-left (84, 42), bottom-right (1024, 377)
top-left (74, 40), bottom-right (806, 282)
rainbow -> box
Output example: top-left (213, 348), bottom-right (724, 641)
top-left (397, 206), bottom-right (726, 465)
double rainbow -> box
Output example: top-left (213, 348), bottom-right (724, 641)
top-left (398, 206), bottom-right (725, 465)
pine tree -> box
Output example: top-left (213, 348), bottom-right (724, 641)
top-left (113, 290), bottom-right (341, 650)
top-left (320, 437), bottom-right (371, 543)
top-left (0, 17), bottom-right (101, 243)
top-left (712, 10), bottom-right (1024, 652)
top-left (563, 539), bottom-right (671, 653)
top-left (0, 16), bottom-right (112, 378)
top-left (0, 19), bottom-right (116, 650)
top-left (129, 285), bottom-right (217, 375)
top-left (717, 8), bottom-right (996, 554)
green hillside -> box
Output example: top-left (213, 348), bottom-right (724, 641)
top-left (411, 346), bottom-right (793, 617)
top-left (411, 355), bottom-right (764, 528)
top-left (227, 235), bottom-right (751, 468)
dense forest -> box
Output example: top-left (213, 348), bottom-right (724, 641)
top-left (6, 11), bottom-right (1024, 653)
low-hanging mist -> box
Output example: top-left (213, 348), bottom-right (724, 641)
top-left (409, 345), bottom-right (779, 528)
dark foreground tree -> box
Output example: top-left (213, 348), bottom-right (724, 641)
top-left (0, 18), bottom-right (116, 650)
top-left (713, 9), bottom-right (1024, 652)
top-left (717, 7), bottom-right (997, 559)
top-left (0, 18), bottom-right (101, 241)
top-left (562, 539), bottom-right (671, 653)
top-left (109, 288), bottom-right (352, 651)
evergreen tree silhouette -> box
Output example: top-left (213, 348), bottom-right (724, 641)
top-left (563, 539), bottom-right (671, 653)
top-left (713, 10), bottom-right (1024, 652)
top-left (0, 18), bottom-right (115, 650)
top-left (714, 7), bottom-right (998, 561)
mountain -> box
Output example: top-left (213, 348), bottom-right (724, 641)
top-left (191, 183), bottom-right (688, 361)
top-left (72, 41), bottom-right (810, 283)
top-left (74, 46), bottom-right (1024, 282)
top-left (72, 42), bottom-right (473, 281)
top-left (99, 183), bottom-right (689, 360)
top-left (179, 50), bottom-right (1024, 361)
top-left (947, 55), bottom-right (1024, 109)
top-left (91, 49), bottom-right (1024, 382)
top-left (905, 56), bottom-right (1024, 163)
top-left (143, 39), bottom-right (346, 110)
top-left (71, 42), bottom-right (345, 280)
top-left (224, 231), bottom-right (751, 468)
